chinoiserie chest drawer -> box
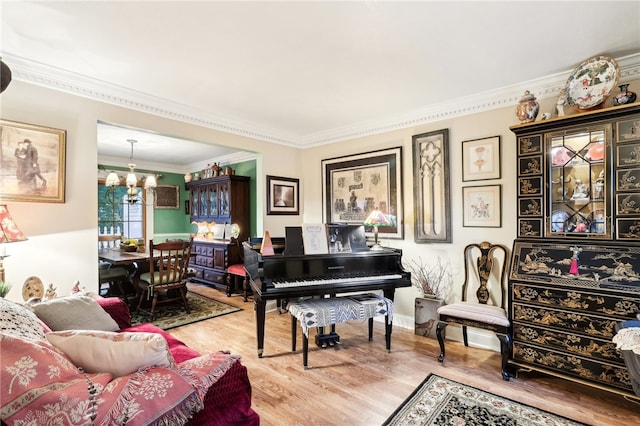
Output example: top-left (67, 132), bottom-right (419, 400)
top-left (512, 322), bottom-right (621, 365)
top-left (510, 281), bottom-right (639, 393)
top-left (512, 340), bottom-right (632, 393)
top-left (512, 283), bottom-right (640, 337)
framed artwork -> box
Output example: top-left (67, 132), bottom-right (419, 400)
top-left (0, 119), bottom-right (66, 203)
top-left (154, 185), bottom-right (179, 209)
top-left (267, 175), bottom-right (300, 215)
top-left (463, 185), bottom-right (502, 228)
top-left (412, 129), bottom-right (451, 243)
top-left (462, 135), bottom-right (501, 181)
top-left (322, 147), bottom-right (403, 240)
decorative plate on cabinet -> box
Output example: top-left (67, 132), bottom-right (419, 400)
top-left (22, 276), bottom-right (44, 301)
top-left (565, 55), bottom-right (620, 110)
top-left (551, 210), bottom-right (570, 232)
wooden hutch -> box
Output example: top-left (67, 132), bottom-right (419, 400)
top-left (186, 174), bottom-right (250, 295)
top-left (509, 103), bottom-right (640, 399)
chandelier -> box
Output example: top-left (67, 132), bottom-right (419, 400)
top-left (105, 139), bottom-right (157, 204)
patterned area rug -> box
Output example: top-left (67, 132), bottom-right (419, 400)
top-left (131, 292), bottom-right (241, 330)
top-left (383, 374), bottom-right (587, 426)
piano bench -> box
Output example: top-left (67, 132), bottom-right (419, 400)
top-left (288, 295), bottom-right (394, 368)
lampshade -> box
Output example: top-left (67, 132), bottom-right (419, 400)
top-left (363, 209), bottom-right (391, 250)
top-left (105, 171), bottom-right (120, 187)
top-left (144, 174), bottom-right (157, 189)
top-left (363, 209), bottom-right (392, 227)
top-left (126, 168), bottom-right (138, 187)
top-left (0, 205), bottom-right (27, 243)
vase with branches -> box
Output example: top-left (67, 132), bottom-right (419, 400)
top-left (407, 256), bottom-right (452, 300)
top-left (406, 256), bottom-right (453, 338)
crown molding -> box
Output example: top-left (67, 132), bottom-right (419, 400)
top-left (98, 151), bottom-right (257, 175)
top-left (301, 53), bottom-right (640, 147)
top-left (6, 52), bottom-right (639, 148)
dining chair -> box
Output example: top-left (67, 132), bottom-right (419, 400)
top-left (435, 241), bottom-right (513, 380)
top-left (136, 237), bottom-right (194, 321)
top-left (226, 237), bottom-right (251, 301)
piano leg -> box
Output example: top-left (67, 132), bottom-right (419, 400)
top-left (303, 332), bottom-right (309, 369)
top-left (291, 316), bottom-right (297, 352)
top-left (254, 298), bottom-right (266, 357)
top-left (385, 315), bottom-right (392, 353)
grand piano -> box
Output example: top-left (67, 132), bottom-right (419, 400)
top-left (244, 243), bottom-right (411, 357)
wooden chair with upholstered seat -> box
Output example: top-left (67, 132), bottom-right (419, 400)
top-left (136, 237), bottom-right (194, 321)
top-left (225, 237), bottom-right (251, 302)
top-left (435, 241), bottom-right (513, 380)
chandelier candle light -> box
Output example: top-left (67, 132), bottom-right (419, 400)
top-left (363, 209), bottom-right (392, 251)
top-left (0, 205), bottom-right (28, 284)
top-left (105, 139), bottom-right (157, 204)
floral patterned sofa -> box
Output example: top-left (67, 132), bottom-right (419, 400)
top-left (0, 295), bottom-right (259, 425)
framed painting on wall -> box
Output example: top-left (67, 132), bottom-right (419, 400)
top-left (322, 147), bottom-right (403, 240)
top-left (154, 185), bottom-right (179, 209)
top-left (267, 175), bottom-right (300, 215)
top-left (0, 119), bottom-right (66, 203)
top-left (463, 184), bottom-right (502, 228)
top-left (462, 135), bottom-right (501, 181)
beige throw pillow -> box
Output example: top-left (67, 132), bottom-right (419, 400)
top-left (33, 295), bottom-right (120, 331)
top-left (46, 330), bottom-right (175, 377)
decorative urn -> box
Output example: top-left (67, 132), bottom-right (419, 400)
top-left (515, 90), bottom-right (540, 123)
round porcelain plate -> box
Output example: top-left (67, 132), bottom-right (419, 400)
top-left (565, 55), bottom-right (619, 110)
top-left (22, 276), bottom-right (44, 301)
top-left (551, 210), bottom-right (570, 232)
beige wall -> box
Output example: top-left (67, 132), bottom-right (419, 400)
top-left (2, 76), bottom-right (638, 351)
top-left (1, 80), bottom-right (303, 300)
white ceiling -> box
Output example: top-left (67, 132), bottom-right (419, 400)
top-left (2, 1), bottom-right (639, 169)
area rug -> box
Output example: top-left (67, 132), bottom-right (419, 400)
top-left (131, 292), bottom-right (241, 330)
top-left (382, 374), bottom-right (586, 426)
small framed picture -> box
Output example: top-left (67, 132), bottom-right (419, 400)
top-left (463, 185), bottom-right (502, 228)
top-left (154, 185), bottom-right (179, 209)
top-left (462, 135), bottom-right (501, 181)
top-left (267, 175), bottom-right (300, 215)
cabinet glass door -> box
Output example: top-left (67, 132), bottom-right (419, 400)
top-left (198, 186), bottom-right (208, 217)
top-left (547, 125), bottom-right (611, 238)
top-left (209, 184), bottom-right (219, 217)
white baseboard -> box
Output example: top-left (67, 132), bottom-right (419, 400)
top-left (390, 313), bottom-right (501, 353)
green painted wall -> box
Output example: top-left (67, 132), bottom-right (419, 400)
top-left (101, 159), bottom-right (257, 237)
top-left (232, 160), bottom-right (258, 237)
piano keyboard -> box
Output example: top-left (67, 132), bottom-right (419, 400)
top-left (272, 273), bottom-right (403, 288)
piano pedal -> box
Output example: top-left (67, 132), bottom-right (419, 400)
top-left (315, 332), bottom-right (340, 349)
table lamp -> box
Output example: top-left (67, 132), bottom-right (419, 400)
top-left (0, 205), bottom-right (28, 283)
top-left (363, 209), bottom-right (392, 251)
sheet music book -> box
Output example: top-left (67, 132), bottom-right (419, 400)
top-left (302, 224), bottom-right (329, 255)
top-left (349, 293), bottom-right (381, 305)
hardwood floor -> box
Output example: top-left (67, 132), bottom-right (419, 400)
top-left (170, 285), bottom-right (640, 425)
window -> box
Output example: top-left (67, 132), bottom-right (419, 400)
top-left (98, 180), bottom-right (147, 240)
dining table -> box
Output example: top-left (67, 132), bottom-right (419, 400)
top-left (98, 248), bottom-right (160, 266)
